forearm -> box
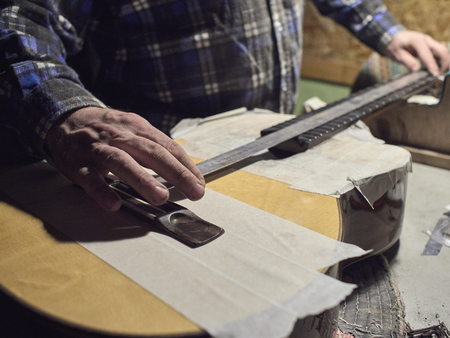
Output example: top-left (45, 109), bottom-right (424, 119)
top-left (0, 0), bottom-right (104, 158)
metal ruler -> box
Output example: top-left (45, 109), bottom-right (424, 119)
top-left (195, 70), bottom-right (438, 177)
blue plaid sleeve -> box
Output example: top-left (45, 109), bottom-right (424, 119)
top-left (0, 0), bottom-right (105, 158)
top-left (0, 0), bottom-right (407, 162)
top-left (313, 0), bottom-right (406, 53)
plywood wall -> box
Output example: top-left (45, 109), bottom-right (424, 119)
top-left (302, 0), bottom-right (450, 85)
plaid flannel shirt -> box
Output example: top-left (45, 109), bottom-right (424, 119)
top-left (0, 0), bottom-right (404, 159)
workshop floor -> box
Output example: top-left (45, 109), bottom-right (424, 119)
top-left (391, 162), bottom-right (450, 330)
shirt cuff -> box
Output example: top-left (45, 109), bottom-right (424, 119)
top-left (23, 77), bottom-right (107, 158)
top-left (362, 10), bottom-right (407, 55)
top-left (374, 15), bottom-right (407, 54)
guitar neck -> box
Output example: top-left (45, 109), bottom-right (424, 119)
top-left (260, 71), bottom-right (441, 157)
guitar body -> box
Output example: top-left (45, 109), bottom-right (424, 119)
top-left (364, 72), bottom-right (450, 169)
top-left (0, 110), bottom-right (409, 337)
top-left (195, 157), bottom-right (407, 338)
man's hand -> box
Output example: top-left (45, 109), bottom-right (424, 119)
top-left (385, 31), bottom-right (449, 76)
top-left (45, 106), bottom-right (205, 211)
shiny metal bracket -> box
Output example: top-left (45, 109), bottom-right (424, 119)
top-left (105, 178), bottom-right (224, 248)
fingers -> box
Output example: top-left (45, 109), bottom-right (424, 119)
top-left (392, 48), bottom-right (422, 73)
top-left (113, 135), bottom-right (205, 201)
top-left (414, 36), bottom-right (443, 76)
top-left (110, 111), bottom-right (205, 183)
top-left (92, 143), bottom-right (173, 205)
top-left (89, 138), bottom-right (205, 206)
top-left (386, 31), bottom-right (450, 76)
top-left (159, 137), bottom-right (205, 184)
top-left (99, 112), bottom-right (205, 202)
top-left (426, 37), bottom-right (450, 74)
top-left (74, 166), bottom-right (122, 211)
top-left (46, 106), bottom-right (205, 211)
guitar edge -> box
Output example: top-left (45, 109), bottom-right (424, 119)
top-left (0, 134), bottom-right (408, 338)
